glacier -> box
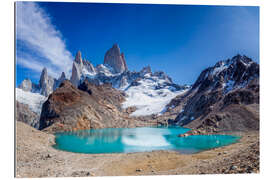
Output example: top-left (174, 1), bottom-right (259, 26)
top-left (121, 73), bottom-right (189, 116)
top-left (16, 88), bottom-right (47, 114)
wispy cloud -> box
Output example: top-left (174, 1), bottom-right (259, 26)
top-left (17, 57), bottom-right (59, 78)
top-left (16, 2), bottom-right (73, 79)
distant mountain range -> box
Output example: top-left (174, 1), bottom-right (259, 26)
top-left (16, 44), bottom-right (259, 133)
top-left (17, 44), bottom-right (189, 118)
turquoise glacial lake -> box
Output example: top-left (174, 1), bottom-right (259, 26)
top-left (53, 127), bottom-right (241, 154)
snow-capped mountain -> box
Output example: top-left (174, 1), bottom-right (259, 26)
top-left (16, 44), bottom-right (259, 132)
top-left (17, 44), bottom-right (190, 117)
top-left (16, 88), bottom-right (47, 114)
top-left (174, 54), bottom-right (259, 129)
top-left (69, 44), bottom-right (190, 116)
top-left (191, 54), bottom-right (259, 94)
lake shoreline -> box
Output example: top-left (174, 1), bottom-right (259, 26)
top-left (16, 121), bottom-right (259, 177)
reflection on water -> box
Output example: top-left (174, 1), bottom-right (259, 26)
top-left (121, 128), bottom-right (171, 147)
top-left (53, 127), bottom-right (240, 154)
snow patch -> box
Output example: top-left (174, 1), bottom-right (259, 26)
top-left (212, 63), bottom-right (228, 76)
top-left (16, 88), bottom-right (47, 114)
top-left (225, 80), bottom-right (235, 92)
top-left (121, 128), bottom-right (171, 147)
top-left (180, 116), bottom-right (186, 121)
top-left (96, 64), bottom-right (121, 77)
top-left (122, 78), bottom-right (188, 116)
top-left (82, 67), bottom-right (96, 78)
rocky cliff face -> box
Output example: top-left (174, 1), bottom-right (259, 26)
top-left (104, 44), bottom-right (128, 73)
top-left (173, 55), bottom-right (259, 132)
top-left (18, 79), bottom-right (38, 92)
top-left (54, 72), bottom-right (66, 89)
top-left (16, 101), bottom-right (40, 129)
top-left (17, 42), bottom-right (259, 133)
top-left (39, 80), bottom-right (149, 133)
top-left (39, 68), bottom-right (55, 97)
top-left (70, 51), bottom-right (96, 87)
top-left (18, 68), bottom-right (66, 97)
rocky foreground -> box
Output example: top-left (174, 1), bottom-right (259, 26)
top-left (16, 121), bottom-right (259, 178)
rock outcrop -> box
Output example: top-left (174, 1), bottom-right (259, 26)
top-left (172, 55), bottom-right (259, 132)
top-left (104, 44), bottom-right (128, 73)
top-left (16, 101), bottom-right (40, 129)
top-left (18, 67), bottom-right (66, 97)
top-left (70, 51), bottom-right (96, 87)
top-left (39, 80), bottom-right (148, 133)
top-left (39, 68), bottom-right (55, 97)
top-left (18, 79), bottom-right (36, 92)
top-left (70, 62), bottom-right (81, 87)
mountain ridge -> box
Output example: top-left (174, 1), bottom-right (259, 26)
top-left (170, 54), bottom-right (259, 132)
top-left (16, 45), bottom-right (259, 132)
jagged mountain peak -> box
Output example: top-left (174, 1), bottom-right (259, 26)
top-left (59, 72), bottom-right (66, 80)
top-left (174, 54), bottom-right (259, 127)
top-left (39, 67), bottom-right (48, 80)
top-left (140, 66), bottom-right (152, 76)
top-left (18, 66), bottom-right (68, 97)
top-left (104, 44), bottom-right (128, 73)
top-left (112, 43), bottom-right (120, 49)
top-left (192, 54), bottom-right (259, 93)
top-left (75, 50), bottom-right (83, 64)
top-left (39, 67), bottom-right (55, 97)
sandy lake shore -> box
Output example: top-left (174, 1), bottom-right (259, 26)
top-left (15, 121), bottom-right (259, 177)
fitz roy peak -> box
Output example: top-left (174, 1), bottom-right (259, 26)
top-left (17, 44), bottom-right (189, 119)
top-left (68, 44), bottom-right (189, 116)
top-left (70, 44), bottom-right (127, 87)
top-left (104, 44), bottom-right (128, 73)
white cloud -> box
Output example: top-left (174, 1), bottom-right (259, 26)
top-left (17, 57), bottom-right (59, 78)
top-left (16, 2), bottom-right (73, 79)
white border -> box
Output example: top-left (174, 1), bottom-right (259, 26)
top-left (1, 0), bottom-right (270, 180)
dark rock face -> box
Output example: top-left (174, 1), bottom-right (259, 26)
top-left (39, 80), bottom-right (137, 133)
top-left (53, 72), bottom-right (67, 90)
top-left (104, 44), bottom-right (128, 73)
top-left (223, 89), bottom-right (258, 106)
top-left (78, 81), bottom-right (92, 95)
top-left (16, 101), bottom-right (40, 129)
top-left (174, 55), bottom-right (259, 132)
top-left (191, 55), bottom-right (259, 94)
top-left (197, 104), bottom-right (259, 132)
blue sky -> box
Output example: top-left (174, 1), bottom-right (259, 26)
top-left (16, 2), bottom-right (259, 86)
